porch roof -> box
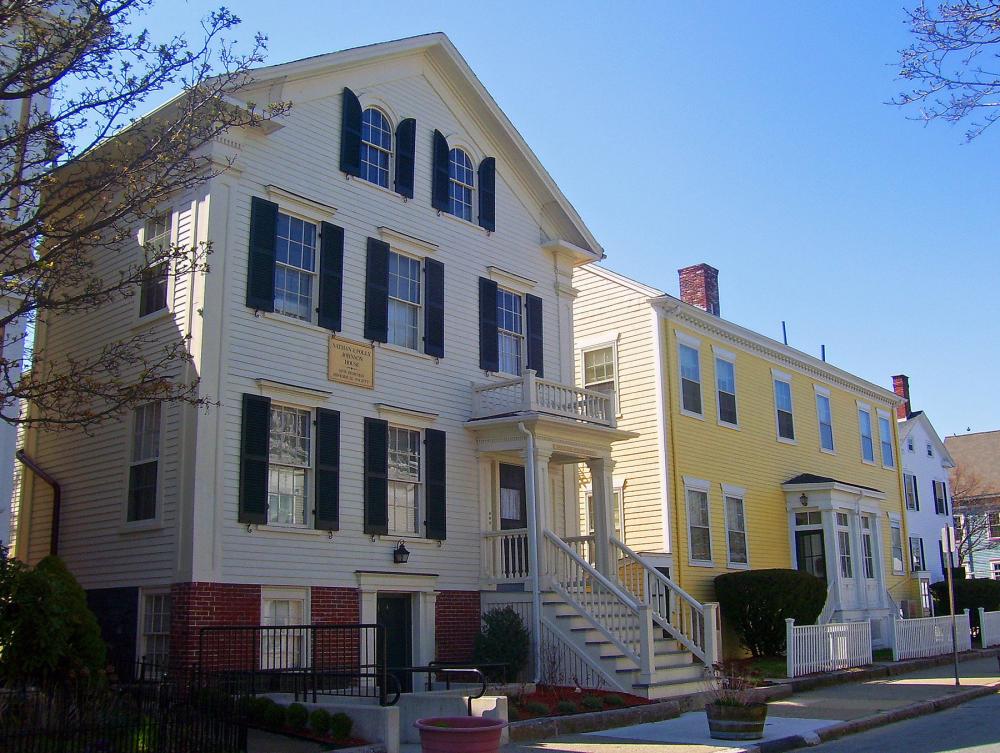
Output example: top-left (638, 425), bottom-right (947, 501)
top-left (783, 473), bottom-right (884, 495)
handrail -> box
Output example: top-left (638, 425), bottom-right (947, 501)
top-left (610, 536), bottom-right (715, 665)
top-left (546, 531), bottom-right (639, 609)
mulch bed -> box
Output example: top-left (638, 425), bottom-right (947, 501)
top-left (509, 686), bottom-right (651, 720)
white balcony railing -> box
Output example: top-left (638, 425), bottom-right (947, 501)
top-left (471, 370), bottom-right (616, 427)
top-left (483, 528), bottom-right (530, 583)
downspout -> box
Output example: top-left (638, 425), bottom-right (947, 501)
top-left (16, 449), bottom-right (61, 556)
top-left (516, 421), bottom-right (543, 683)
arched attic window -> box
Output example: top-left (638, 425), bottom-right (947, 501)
top-left (360, 107), bottom-right (392, 188)
top-left (447, 147), bottom-right (474, 221)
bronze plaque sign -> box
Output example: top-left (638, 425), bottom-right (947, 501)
top-left (328, 337), bottom-right (374, 389)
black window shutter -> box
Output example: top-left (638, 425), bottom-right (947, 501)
top-left (424, 429), bottom-right (446, 540)
top-left (525, 293), bottom-right (544, 377)
top-left (394, 118), bottom-right (416, 199)
top-left (246, 197), bottom-right (278, 311)
top-left (314, 408), bottom-right (340, 531)
top-left (318, 222), bottom-right (344, 332)
top-left (477, 157), bottom-right (496, 232)
top-left (363, 417), bottom-right (389, 536)
top-left (913, 476), bottom-right (920, 510)
top-left (478, 277), bottom-right (499, 372)
top-left (431, 129), bottom-right (450, 212)
top-left (424, 258), bottom-right (444, 358)
top-left (239, 393), bottom-right (271, 524)
top-left (340, 87), bottom-right (362, 177)
top-left (364, 237), bottom-right (390, 342)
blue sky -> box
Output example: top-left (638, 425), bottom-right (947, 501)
top-left (134, 1), bottom-right (997, 437)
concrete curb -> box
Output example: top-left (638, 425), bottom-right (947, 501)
top-left (508, 699), bottom-right (682, 742)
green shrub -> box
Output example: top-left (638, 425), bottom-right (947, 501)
top-left (714, 568), bottom-right (826, 657)
top-left (472, 606), bottom-right (530, 682)
top-left (524, 701), bottom-right (550, 715)
top-left (309, 708), bottom-right (332, 736)
top-left (260, 698), bottom-right (285, 728)
top-left (286, 703), bottom-right (309, 729)
top-left (603, 694), bottom-right (625, 707)
top-left (580, 695), bottom-right (603, 711)
top-left (930, 578), bottom-right (1000, 633)
top-left (507, 706), bottom-right (520, 722)
top-left (555, 700), bottom-right (577, 714)
top-left (329, 711), bottom-right (352, 740)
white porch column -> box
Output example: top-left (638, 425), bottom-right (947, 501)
top-left (526, 442), bottom-right (554, 574)
top-left (415, 591), bottom-right (438, 666)
top-left (586, 456), bottom-right (617, 576)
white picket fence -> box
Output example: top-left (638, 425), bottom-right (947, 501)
top-left (785, 618), bottom-right (872, 678)
top-left (979, 608), bottom-right (1000, 648)
top-left (891, 610), bottom-right (972, 661)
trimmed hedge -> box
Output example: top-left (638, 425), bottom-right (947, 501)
top-left (715, 568), bottom-right (826, 657)
top-left (930, 577), bottom-right (1000, 631)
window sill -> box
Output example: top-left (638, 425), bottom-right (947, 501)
top-left (252, 525), bottom-right (329, 538)
top-left (119, 519), bottom-right (164, 533)
top-left (132, 308), bottom-right (174, 331)
top-left (380, 534), bottom-right (441, 546)
top-left (726, 562), bottom-right (750, 570)
top-left (438, 208), bottom-right (488, 234)
top-left (262, 311), bottom-right (330, 337)
top-left (820, 447), bottom-right (836, 455)
top-left (347, 173), bottom-right (407, 202)
top-left (377, 342), bottom-right (436, 362)
top-left (882, 464), bottom-right (896, 471)
top-left (680, 409), bottom-right (705, 421)
top-left (861, 458), bottom-right (876, 466)
top-left (776, 436), bottom-right (797, 445)
top-left (688, 560), bottom-right (716, 569)
top-left (717, 420), bottom-right (740, 431)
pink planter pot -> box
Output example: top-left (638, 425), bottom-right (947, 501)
top-left (414, 716), bottom-right (507, 753)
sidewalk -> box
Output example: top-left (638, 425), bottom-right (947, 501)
top-left (499, 655), bottom-right (1000, 753)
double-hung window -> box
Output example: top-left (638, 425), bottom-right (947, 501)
top-left (715, 351), bottom-right (737, 426)
top-left (678, 339), bottom-right (702, 416)
top-left (388, 426), bottom-right (421, 535)
top-left (497, 288), bottom-right (523, 375)
top-left (878, 411), bottom-right (895, 468)
top-left (858, 405), bottom-right (875, 462)
top-left (583, 346), bottom-right (616, 401)
top-left (140, 593), bottom-right (171, 672)
top-left (139, 214), bottom-right (170, 317)
top-left (909, 536), bottom-right (925, 572)
top-left (837, 512), bottom-right (853, 578)
top-left (268, 405), bottom-right (311, 526)
top-left (685, 480), bottom-right (712, 563)
top-left (904, 473), bottom-right (919, 510)
top-left (890, 523), bottom-right (904, 574)
top-left (586, 488), bottom-right (624, 540)
top-left (992, 561), bottom-right (1000, 580)
top-left (861, 517), bottom-right (875, 579)
top-left (273, 213), bottom-right (317, 321)
top-left (261, 597), bottom-right (305, 669)
top-left (360, 107), bottom-right (392, 188)
top-left (989, 512), bottom-right (1000, 540)
top-left (128, 403), bottom-right (161, 522)
top-left (448, 148), bottom-right (474, 221)
top-left (388, 251), bottom-right (421, 349)
top-left (932, 480), bottom-right (948, 515)
top-left (773, 372), bottom-right (795, 441)
top-left (724, 492), bottom-right (748, 566)
top-left (815, 387), bottom-right (834, 452)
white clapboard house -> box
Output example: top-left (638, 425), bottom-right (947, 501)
top-left (12, 34), bottom-right (715, 698)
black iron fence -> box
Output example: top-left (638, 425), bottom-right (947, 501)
top-left (198, 623), bottom-right (398, 705)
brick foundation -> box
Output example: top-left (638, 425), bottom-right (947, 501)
top-left (170, 582), bottom-right (261, 668)
top-left (434, 590), bottom-right (481, 663)
top-left (311, 586), bottom-right (360, 624)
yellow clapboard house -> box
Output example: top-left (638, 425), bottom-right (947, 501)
top-left (573, 263), bottom-right (917, 649)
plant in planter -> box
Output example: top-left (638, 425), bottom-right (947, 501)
top-left (705, 661), bottom-right (767, 741)
top-left (414, 716), bottom-right (507, 753)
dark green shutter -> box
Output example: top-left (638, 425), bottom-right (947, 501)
top-left (394, 118), bottom-right (416, 199)
top-left (431, 130), bottom-right (450, 211)
top-left (477, 157), bottom-right (496, 232)
top-left (424, 258), bottom-right (444, 358)
top-left (364, 237), bottom-right (390, 342)
top-left (363, 417), bottom-right (389, 536)
top-left (314, 408), bottom-right (340, 531)
top-left (424, 429), bottom-right (446, 540)
top-left (340, 88), bottom-right (362, 177)
top-left (525, 293), bottom-right (544, 377)
top-left (239, 393), bottom-right (270, 524)
top-left (246, 197), bottom-right (278, 311)
top-left (318, 222), bottom-right (344, 332)
top-left (479, 277), bottom-right (498, 372)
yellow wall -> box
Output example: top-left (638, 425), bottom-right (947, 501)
top-left (663, 320), bottom-right (915, 605)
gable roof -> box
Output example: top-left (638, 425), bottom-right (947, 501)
top-left (945, 430), bottom-right (1000, 495)
top-left (231, 33), bottom-right (602, 259)
top-left (576, 264), bottom-right (666, 298)
top-left (898, 412), bottom-right (955, 468)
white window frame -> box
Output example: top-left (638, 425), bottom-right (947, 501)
top-left (772, 369), bottom-right (795, 443)
top-left (890, 522), bottom-right (905, 575)
top-left (387, 249), bottom-right (422, 351)
top-left (683, 476), bottom-right (713, 566)
top-left (584, 485), bottom-right (625, 541)
top-left (906, 436), bottom-right (914, 452)
top-left (814, 385), bottom-right (835, 453)
top-left (676, 332), bottom-right (703, 419)
top-left (877, 409), bottom-right (895, 469)
top-left (124, 402), bottom-right (163, 527)
top-left (581, 343), bottom-right (619, 415)
top-left (991, 560), bottom-right (1000, 580)
top-left (722, 484), bottom-right (749, 569)
top-left (496, 287), bottom-right (524, 376)
top-left (137, 211), bottom-right (174, 320)
top-left (989, 512), bottom-right (1000, 540)
top-left (860, 516), bottom-right (875, 580)
top-left (447, 147), bottom-right (475, 222)
top-left (272, 210), bottom-right (319, 323)
top-left (909, 535), bottom-right (926, 572)
top-left (137, 589), bottom-right (171, 674)
top-left (904, 473), bottom-right (919, 511)
top-left (261, 587), bottom-right (309, 670)
top-left (933, 480), bottom-right (949, 516)
top-left (359, 106), bottom-right (393, 189)
top-left (713, 346), bottom-right (738, 429)
top-left (926, 442), bottom-right (933, 458)
top-left (267, 402), bottom-right (313, 528)
top-left (857, 402), bottom-right (875, 464)
top-left (388, 423), bottom-right (423, 537)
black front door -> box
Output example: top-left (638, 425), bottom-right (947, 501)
top-left (795, 530), bottom-right (827, 582)
top-left (376, 594), bottom-right (413, 692)
top-left (499, 464), bottom-right (527, 530)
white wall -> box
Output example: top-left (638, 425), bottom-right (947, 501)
top-left (900, 417), bottom-right (953, 583)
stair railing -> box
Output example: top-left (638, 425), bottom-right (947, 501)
top-left (610, 536), bottom-right (718, 667)
top-left (543, 530), bottom-right (655, 683)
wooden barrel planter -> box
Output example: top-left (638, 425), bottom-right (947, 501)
top-left (414, 716), bottom-right (507, 753)
top-left (705, 702), bottom-right (768, 740)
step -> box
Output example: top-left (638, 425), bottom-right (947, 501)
top-left (616, 661), bottom-right (707, 685)
top-left (636, 674), bottom-right (713, 700)
top-left (603, 647), bottom-right (693, 670)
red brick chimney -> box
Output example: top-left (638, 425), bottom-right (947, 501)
top-left (678, 263), bottom-right (720, 316)
top-left (892, 374), bottom-right (910, 419)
